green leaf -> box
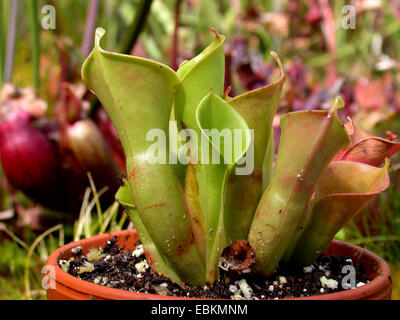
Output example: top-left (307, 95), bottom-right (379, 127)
top-left (173, 29), bottom-right (226, 269)
top-left (115, 184), bottom-right (184, 286)
top-left (175, 28), bottom-right (225, 135)
top-left (82, 28), bottom-right (205, 286)
top-left (184, 163), bottom-right (207, 264)
top-left (290, 159), bottom-right (390, 265)
top-left (224, 52), bottom-right (286, 242)
top-left (248, 97), bottom-right (351, 276)
top-left (196, 91), bottom-right (250, 283)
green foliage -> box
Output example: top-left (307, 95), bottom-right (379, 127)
top-left (82, 28), bottom-right (398, 286)
top-left (0, 240), bottom-right (32, 275)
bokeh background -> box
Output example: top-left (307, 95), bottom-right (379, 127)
top-left (0, 0), bottom-right (400, 299)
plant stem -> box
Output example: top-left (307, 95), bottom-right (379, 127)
top-left (119, 0), bottom-right (154, 55)
top-left (27, 0), bottom-right (40, 91)
top-left (4, 0), bottom-right (18, 85)
top-left (171, 0), bottom-right (182, 71)
top-left (0, 0), bottom-right (11, 89)
top-left (81, 0), bottom-right (100, 58)
top-left (0, 0), bottom-right (4, 89)
top-left (88, 0), bottom-right (154, 117)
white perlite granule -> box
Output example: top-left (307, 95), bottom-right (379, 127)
top-left (135, 260), bottom-right (149, 273)
top-left (279, 276), bottom-right (287, 284)
top-left (229, 285), bottom-right (239, 294)
top-left (71, 246), bottom-right (82, 255)
top-left (231, 293), bottom-right (245, 300)
top-left (268, 285), bottom-right (274, 292)
top-left (132, 244), bottom-right (144, 258)
top-left (303, 265), bottom-right (313, 273)
top-left (320, 276), bottom-right (338, 289)
top-left (237, 279), bottom-right (253, 299)
top-left (59, 260), bottom-right (70, 273)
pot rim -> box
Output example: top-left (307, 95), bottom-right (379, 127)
top-left (46, 230), bottom-right (392, 300)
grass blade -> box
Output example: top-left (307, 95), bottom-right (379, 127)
top-left (27, 0), bottom-right (40, 91)
top-left (4, 0), bottom-right (18, 84)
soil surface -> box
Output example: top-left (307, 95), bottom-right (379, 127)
top-left (59, 236), bottom-right (369, 299)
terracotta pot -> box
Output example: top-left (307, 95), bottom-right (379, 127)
top-left (45, 230), bottom-right (392, 300)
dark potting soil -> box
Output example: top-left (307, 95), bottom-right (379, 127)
top-left (59, 236), bottom-right (369, 299)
